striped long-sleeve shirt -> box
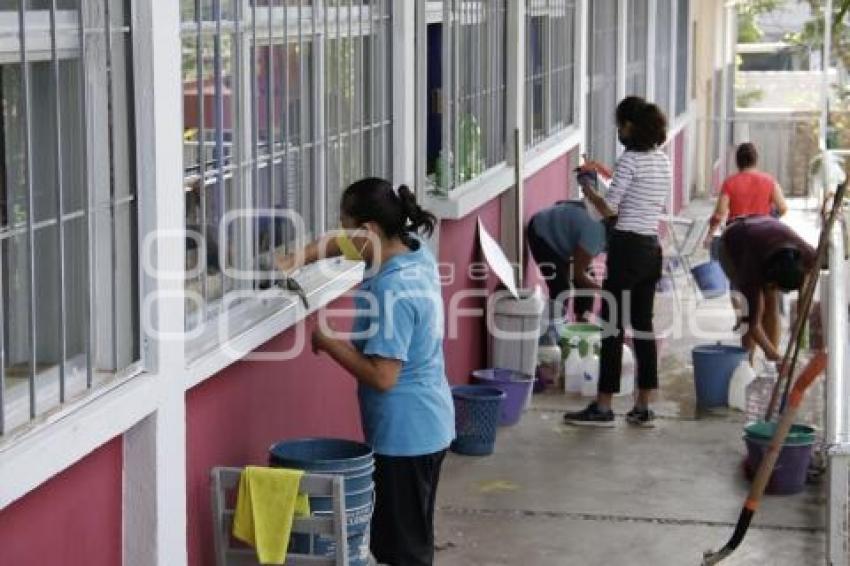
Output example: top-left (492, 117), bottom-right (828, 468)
top-left (603, 149), bottom-right (671, 236)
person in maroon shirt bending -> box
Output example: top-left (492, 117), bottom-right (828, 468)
top-left (718, 216), bottom-right (816, 362)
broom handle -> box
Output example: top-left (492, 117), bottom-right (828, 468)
top-left (764, 183), bottom-right (846, 421)
top-left (751, 351), bottom-right (827, 503)
top-left (703, 351), bottom-right (827, 566)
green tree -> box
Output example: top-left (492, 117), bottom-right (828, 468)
top-left (738, 0), bottom-right (786, 43)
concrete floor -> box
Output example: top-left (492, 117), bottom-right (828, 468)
top-left (434, 200), bottom-right (827, 565)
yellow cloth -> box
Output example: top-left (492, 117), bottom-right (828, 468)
top-left (232, 466), bottom-right (311, 565)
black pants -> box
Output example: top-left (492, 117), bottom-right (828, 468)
top-left (526, 219), bottom-right (594, 319)
top-left (371, 450), bottom-right (447, 566)
top-left (598, 230), bottom-right (662, 395)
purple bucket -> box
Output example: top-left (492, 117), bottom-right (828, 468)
top-left (743, 434), bottom-right (815, 495)
top-left (471, 369), bottom-right (534, 426)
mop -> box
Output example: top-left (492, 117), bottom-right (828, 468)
top-left (702, 183), bottom-right (846, 565)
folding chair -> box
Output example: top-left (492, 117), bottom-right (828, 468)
top-left (211, 467), bottom-right (349, 566)
top-left (660, 216), bottom-right (710, 303)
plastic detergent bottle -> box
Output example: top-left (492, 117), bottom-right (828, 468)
top-left (745, 361), bottom-right (778, 424)
top-left (728, 360), bottom-right (756, 411)
top-left (537, 343), bottom-right (563, 390)
top-left (564, 338), bottom-right (583, 393)
top-left (580, 339), bottom-right (600, 397)
top-left (618, 344), bottom-right (635, 398)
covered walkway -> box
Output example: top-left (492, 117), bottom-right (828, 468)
top-left (434, 199), bottom-right (828, 565)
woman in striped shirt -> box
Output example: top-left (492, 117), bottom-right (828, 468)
top-left (565, 96), bottom-right (671, 428)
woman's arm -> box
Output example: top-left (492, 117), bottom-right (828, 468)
top-left (741, 290), bottom-right (782, 361)
top-left (705, 195), bottom-right (730, 247)
top-left (572, 246), bottom-right (602, 291)
top-left (275, 233), bottom-right (343, 273)
top-left (312, 329), bottom-right (401, 392)
top-left (772, 182), bottom-right (789, 217)
top-left (581, 185), bottom-right (616, 218)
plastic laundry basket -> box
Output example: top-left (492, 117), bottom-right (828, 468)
top-left (471, 368), bottom-right (535, 426)
top-left (451, 385), bottom-right (506, 456)
top-left (489, 288), bottom-right (544, 407)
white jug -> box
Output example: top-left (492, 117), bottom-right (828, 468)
top-left (728, 360), bottom-right (756, 411)
top-left (617, 344), bottom-right (635, 397)
top-left (580, 340), bottom-right (600, 397)
top-left (564, 338), bottom-right (583, 394)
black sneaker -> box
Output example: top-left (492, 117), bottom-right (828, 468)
top-left (626, 406), bottom-right (656, 428)
top-left (563, 402), bottom-right (615, 427)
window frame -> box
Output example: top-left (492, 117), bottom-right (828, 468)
top-left (416, 0), bottom-right (513, 219)
top-left (180, 1), bottom-right (393, 361)
top-left (523, 0), bottom-right (581, 152)
top-left (0, 1), bottom-right (143, 438)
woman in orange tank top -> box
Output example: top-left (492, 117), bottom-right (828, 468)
top-left (705, 142), bottom-right (788, 247)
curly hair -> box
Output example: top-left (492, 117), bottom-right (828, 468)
top-left (615, 96), bottom-right (668, 152)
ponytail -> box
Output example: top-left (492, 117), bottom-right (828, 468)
top-left (341, 177), bottom-right (437, 241)
top-left (397, 184), bottom-right (437, 237)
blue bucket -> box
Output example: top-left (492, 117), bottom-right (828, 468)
top-left (691, 261), bottom-right (729, 299)
top-left (309, 483), bottom-right (374, 513)
top-left (692, 344), bottom-right (748, 408)
top-left (291, 500), bottom-right (374, 561)
top-left (450, 385), bottom-right (505, 456)
top-left (268, 438), bottom-right (373, 473)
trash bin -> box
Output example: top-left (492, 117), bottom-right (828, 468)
top-left (489, 287), bottom-right (544, 408)
top-left (451, 385), bottom-right (506, 456)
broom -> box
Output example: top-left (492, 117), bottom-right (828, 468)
top-left (764, 181), bottom-right (847, 421)
top-left (702, 350), bottom-right (828, 565)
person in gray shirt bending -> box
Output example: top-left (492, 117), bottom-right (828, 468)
top-left (527, 201), bottom-right (606, 323)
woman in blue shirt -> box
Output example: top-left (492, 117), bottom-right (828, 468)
top-left (278, 177), bottom-right (454, 566)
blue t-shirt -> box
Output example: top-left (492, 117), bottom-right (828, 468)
top-left (351, 236), bottom-right (455, 457)
top-left (530, 202), bottom-right (606, 261)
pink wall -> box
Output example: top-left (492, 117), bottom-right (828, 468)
top-left (522, 149), bottom-right (578, 287)
top-left (186, 303), bottom-right (365, 566)
top-left (438, 197), bottom-right (501, 383)
top-left (0, 436), bottom-right (123, 566)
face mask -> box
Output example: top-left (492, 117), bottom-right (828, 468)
top-left (336, 229), bottom-right (368, 261)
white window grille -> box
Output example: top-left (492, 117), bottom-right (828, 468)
top-left (181, 0), bottom-right (392, 339)
top-left (586, 0), bottom-right (618, 165)
top-left (0, 0), bottom-right (139, 436)
top-left (421, 0), bottom-right (507, 194)
top-left (524, 0), bottom-right (578, 149)
top-left (674, 0), bottom-right (689, 116)
top-left (626, 0), bottom-right (648, 97)
top-left (654, 0), bottom-right (672, 118)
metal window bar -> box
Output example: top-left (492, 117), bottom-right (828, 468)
top-left (18, 0), bottom-right (37, 420)
top-left (79, 0), bottom-right (94, 391)
top-left (347, 0), bottom-right (353, 186)
top-left (104, 0), bottom-right (120, 371)
top-left (214, 0), bottom-right (228, 296)
top-left (196, 0), bottom-right (209, 319)
top-left (250, 0), bottom-right (259, 291)
top-left (267, 0), bottom-right (275, 266)
top-left (298, 0), bottom-right (307, 229)
top-left (49, 0), bottom-right (67, 403)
